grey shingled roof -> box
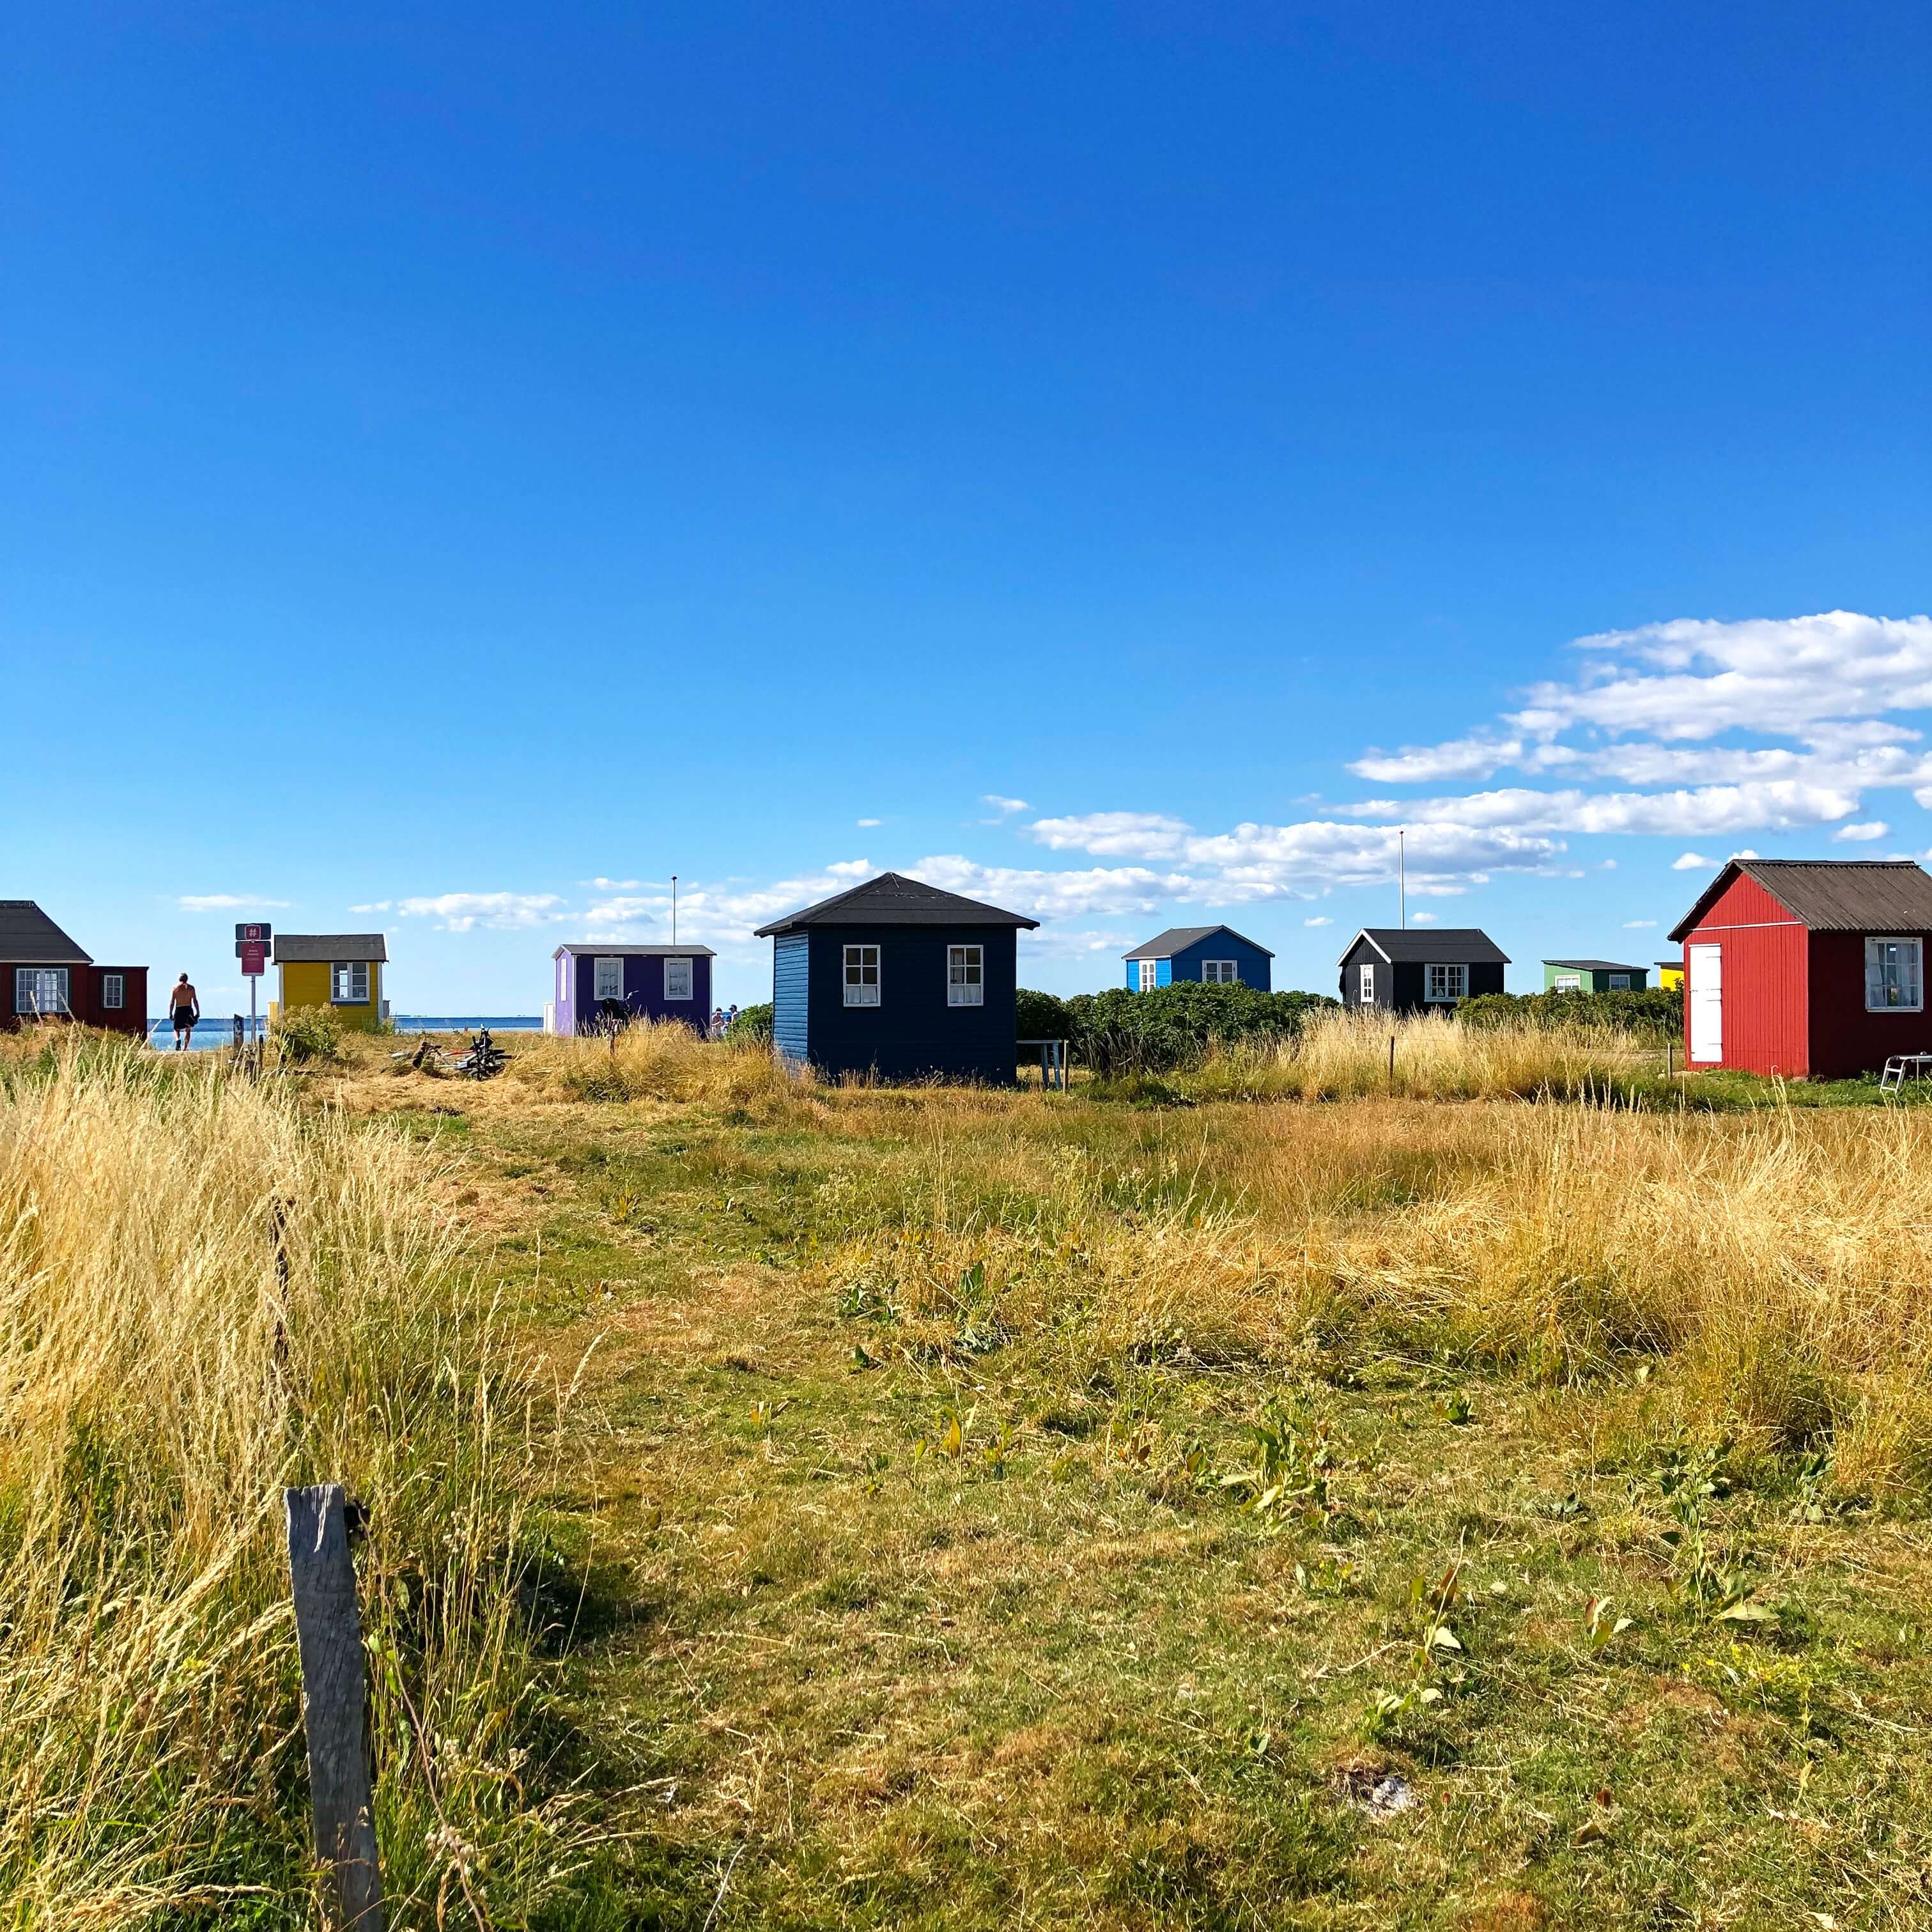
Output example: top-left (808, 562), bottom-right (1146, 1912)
top-left (1545, 959), bottom-right (1646, 973)
top-left (553, 944), bottom-right (716, 958)
top-left (1669, 860), bottom-right (1932, 941)
top-left (0, 901), bottom-right (91, 963)
top-left (755, 872), bottom-right (1039, 937)
top-left (274, 933), bottom-right (389, 962)
top-left (1339, 927), bottom-right (1511, 966)
top-left (1123, 923), bottom-right (1274, 961)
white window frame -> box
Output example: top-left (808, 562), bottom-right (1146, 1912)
top-left (1202, 959), bottom-right (1239, 984)
top-left (663, 955), bottom-right (693, 1001)
top-left (1426, 963), bottom-right (1467, 1003)
top-left (15, 966), bottom-right (70, 1016)
top-left (1607, 972), bottom-right (1630, 991)
top-left (1137, 959), bottom-right (1158, 991)
top-left (330, 961), bottom-right (370, 1005)
top-left (1865, 936), bottom-right (1923, 1013)
top-left (100, 972), bottom-right (124, 1010)
top-left (948, 944), bottom-right (984, 1007)
top-left (593, 956), bottom-right (624, 1002)
top-left (844, 944), bottom-right (881, 1007)
top-left (1358, 962), bottom-right (1375, 1005)
top-left (1553, 972), bottom-right (1581, 992)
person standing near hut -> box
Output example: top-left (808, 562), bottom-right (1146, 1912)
top-left (169, 973), bottom-right (199, 1049)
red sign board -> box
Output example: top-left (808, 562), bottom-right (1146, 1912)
top-left (240, 941), bottom-right (268, 977)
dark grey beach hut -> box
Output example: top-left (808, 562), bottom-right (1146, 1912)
top-left (755, 872), bottom-right (1038, 1084)
top-left (1337, 927), bottom-right (1509, 1012)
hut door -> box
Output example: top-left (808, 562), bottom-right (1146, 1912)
top-left (1688, 943), bottom-right (1722, 1063)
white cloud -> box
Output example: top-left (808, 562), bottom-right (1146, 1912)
top-left (1832, 821), bottom-right (1890, 842)
top-left (1410, 911), bottom-right (1440, 924)
top-left (1028, 812), bottom-right (1193, 858)
top-left (856, 818), bottom-right (881, 828)
top-left (1304, 915), bottom-right (1333, 926)
top-left (983, 795), bottom-right (1030, 815)
top-left (177, 894), bottom-right (291, 912)
top-left (389, 892), bottom-right (567, 933)
top-left (1622, 919), bottom-right (1658, 928)
top-left (581, 877), bottom-right (644, 890)
top-left (1671, 852), bottom-right (1716, 870)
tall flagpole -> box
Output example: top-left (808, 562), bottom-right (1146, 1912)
top-left (671, 875), bottom-right (678, 945)
top-left (1398, 830), bottom-right (1406, 929)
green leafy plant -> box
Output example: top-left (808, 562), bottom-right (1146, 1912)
top-left (272, 1003), bottom-right (343, 1065)
top-left (1218, 1395), bottom-right (1338, 1528)
top-left (725, 1002), bottom-right (775, 1046)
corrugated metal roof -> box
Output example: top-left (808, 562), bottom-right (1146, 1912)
top-left (755, 872), bottom-right (1039, 937)
top-left (274, 933), bottom-right (389, 962)
top-left (1122, 923), bottom-right (1274, 960)
top-left (0, 901), bottom-right (90, 963)
top-left (1339, 927), bottom-right (1511, 966)
top-left (1545, 959), bottom-right (1646, 973)
top-left (552, 944), bottom-right (717, 957)
top-left (1669, 860), bottom-right (1932, 940)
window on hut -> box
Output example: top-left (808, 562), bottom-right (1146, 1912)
top-left (1202, 959), bottom-right (1238, 984)
top-left (1866, 938), bottom-right (1923, 1012)
top-left (594, 957), bottom-right (624, 1002)
top-left (948, 945), bottom-right (983, 1005)
top-left (1358, 962), bottom-right (1375, 1004)
top-left (663, 957), bottom-right (693, 1001)
top-left (101, 973), bottom-right (124, 1010)
top-left (1426, 964), bottom-right (1467, 1003)
top-left (844, 945), bottom-right (881, 1007)
top-left (1138, 959), bottom-right (1157, 990)
top-left (15, 967), bottom-right (70, 1016)
top-left (331, 962), bottom-right (369, 1003)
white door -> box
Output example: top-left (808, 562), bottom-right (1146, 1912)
top-left (1688, 943), bottom-right (1722, 1063)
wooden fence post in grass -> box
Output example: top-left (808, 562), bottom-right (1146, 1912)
top-left (1388, 1034), bottom-right (1395, 1094)
top-left (286, 1484), bottom-right (385, 1931)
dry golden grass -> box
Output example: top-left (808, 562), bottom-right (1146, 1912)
top-left (0, 1033), bottom-right (587, 1924)
top-left (1214, 1006), bottom-right (1656, 1101)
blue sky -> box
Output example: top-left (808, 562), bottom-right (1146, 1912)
top-left (7, 3), bottom-right (1928, 1013)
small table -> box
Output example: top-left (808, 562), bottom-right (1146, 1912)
top-left (1879, 1053), bottom-right (1932, 1092)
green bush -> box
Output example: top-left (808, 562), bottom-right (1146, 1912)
top-left (1065, 983), bottom-right (1338, 1076)
top-left (273, 1004), bottom-right (342, 1065)
top-left (727, 1001), bottom-right (775, 1046)
top-left (1458, 985), bottom-right (1682, 1039)
top-left (1016, 988), bottom-right (1075, 1044)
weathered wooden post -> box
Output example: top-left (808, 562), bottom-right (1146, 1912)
top-left (1387, 1033), bottom-right (1396, 1095)
top-left (286, 1484), bottom-right (385, 1930)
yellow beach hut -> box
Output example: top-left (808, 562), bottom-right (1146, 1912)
top-left (1654, 957), bottom-right (1684, 993)
top-left (270, 932), bottom-right (389, 1033)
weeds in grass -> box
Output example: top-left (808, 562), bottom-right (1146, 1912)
top-left (0, 1036), bottom-right (592, 1924)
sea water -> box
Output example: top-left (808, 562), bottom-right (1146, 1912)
top-left (148, 1016), bottom-right (545, 1051)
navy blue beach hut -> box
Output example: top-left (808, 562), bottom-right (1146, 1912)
top-left (754, 872), bottom-right (1039, 1084)
top-left (1123, 925), bottom-right (1274, 991)
top-left (550, 943), bottom-right (716, 1035)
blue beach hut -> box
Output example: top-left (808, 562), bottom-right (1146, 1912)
top-left (1122, 925), bottom-right (1274, 991)
top-left (755, 872), bottom-right (1038, 1084)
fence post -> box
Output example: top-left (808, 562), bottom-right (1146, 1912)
top-left (286, 1484), bottom-right (385, 1931)
top-left (1388, 1034), bottom-right (1396, 1094)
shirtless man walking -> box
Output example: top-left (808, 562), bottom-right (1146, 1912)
top-left (169, 973), bottom-right (199, 1050)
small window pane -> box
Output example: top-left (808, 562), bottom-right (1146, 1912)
top-left (948, 945), bottom-right (984, 1006)
top-left (1608, 973), bottom-right (1630, 991)
top-left (844, 945), bottom-right (881, 1007)
top-left (1203, 960), bottom-right (1237, 984)
top-left (663, 956), bottom-right (693, 1000)
top-left (15, 966), bottom-right (70, 1016)
top-left (1866, 938), bottom-right (1924, 1012)
top-left (332, 962), bottom-right (369, 1003)
top-left (1138, 959), bottom-right (1157, 991)
top-left (594, 957), bottom-right (624, 1001)
top-left (1359, 963), bottom-right (1375, 1004)
top-left (101, 973), bottom-right (124, 1010)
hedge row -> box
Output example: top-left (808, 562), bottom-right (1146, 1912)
top-left (1021, 983), bottom-right (1339, 1076)
top-left (1457, 985), bottom-right (1683, 1038)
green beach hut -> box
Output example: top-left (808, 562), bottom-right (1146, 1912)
top-left (1543, 958), bottom-right (1648, 993)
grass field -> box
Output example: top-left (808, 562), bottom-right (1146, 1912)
top-left (7, 1021), bottom-right (1932, 1928)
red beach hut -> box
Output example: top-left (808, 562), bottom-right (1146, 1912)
top-left (1667, 858), bottom-right (1932, 1079)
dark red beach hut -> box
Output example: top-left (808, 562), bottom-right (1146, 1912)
top-left (1667, 858), bottom-right (1932, 1079)
top-left (0, 900), bottom-right (148, 1038)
